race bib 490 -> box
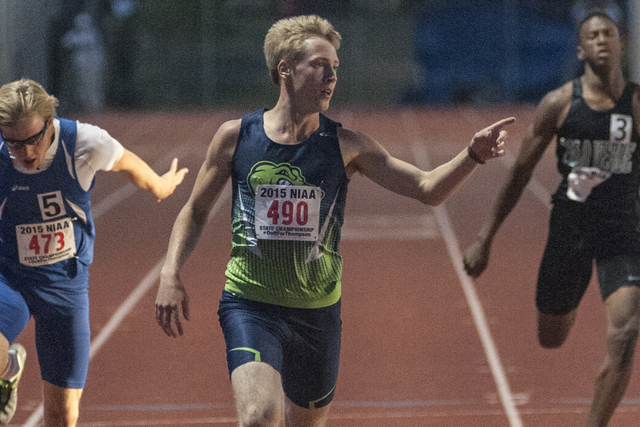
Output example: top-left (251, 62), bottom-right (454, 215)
top-left (16, 218), bottom-right (76, 267)
top-left (254, 184), bottom-right (321, 241)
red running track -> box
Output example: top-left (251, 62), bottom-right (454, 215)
top-left (6, 107), bottom-right (640, 426)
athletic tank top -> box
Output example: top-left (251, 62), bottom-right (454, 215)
top-left (553, 79), bottom-right (640, 207)
top-left (224, 109), bottom-right (349, 308)
top-left (0, 118), bottom-right (95, 281)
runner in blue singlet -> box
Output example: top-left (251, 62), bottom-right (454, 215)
top-left (0, 79), bottom-right (188, 426)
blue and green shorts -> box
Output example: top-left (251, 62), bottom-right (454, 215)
top-left (218, 290), bottom-right (341, 409)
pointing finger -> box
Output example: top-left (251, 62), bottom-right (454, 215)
top-left (488, 117), bottom-right (516, 133)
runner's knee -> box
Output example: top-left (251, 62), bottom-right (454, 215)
top-left (603, 286), bottom-right (640, 369)
top-left (0, 333), bottom-right (8, 374)
top-left (44, 402), bottom-right (79, 427)
top-left (538, 331), bottom-right (566, 349)
top-left (537, 310), bottom-right (576, 348)
top-left (237, 400), bottom-right (282, 427)
top-left (43, 382), bottom-right (83, 427)
top-left (606, 324), bottom-right (639, 371)
top-left (232, 363), bottom-right (284, 427)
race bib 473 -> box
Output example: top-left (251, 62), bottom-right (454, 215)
top-left (16, 218), bottom-right (76, 267)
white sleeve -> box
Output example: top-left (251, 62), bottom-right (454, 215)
top-left (75, 122), bottom-right (125, 191)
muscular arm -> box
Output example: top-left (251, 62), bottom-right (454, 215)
top-left (632, 86), bottom-right (640, 199)
top-left (155, 119), bottom-right (239, 337)
top-left (111, 149), bottom-right (188, 202)
top-left (463, 84), bottom-right (572, 277)
top-left (633, 86), bottom-right (640, 138)
top-left (342, 117), bottom-right (514, 206)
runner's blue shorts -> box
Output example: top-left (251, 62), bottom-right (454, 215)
top-left (0, 268), bottom-right (90, 389)
top-left (218, 290), bottom-right (341, 409)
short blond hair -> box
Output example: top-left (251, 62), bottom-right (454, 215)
top-left (264, 15), bottom-right (341, 86)
top-left (0, 79), bottom-right (58, 126)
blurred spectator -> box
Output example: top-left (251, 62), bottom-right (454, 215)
top-left (62, 12), bottom-right (105, 112)
top-left (103, 0), bottom-right (139, 109)
top-left (48, 0), bottom-right (84, 113)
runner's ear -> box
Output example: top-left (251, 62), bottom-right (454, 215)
top-left (277, 60), bottom-right (291, 82)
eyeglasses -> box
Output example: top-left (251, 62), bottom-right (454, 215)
top-left (2, 119), bottom-right (49, 149)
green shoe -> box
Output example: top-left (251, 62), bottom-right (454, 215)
top-left (0, 344), bottom-right (26, 425)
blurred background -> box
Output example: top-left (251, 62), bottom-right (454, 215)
top-left (0, 0), bottom-right (638, 115)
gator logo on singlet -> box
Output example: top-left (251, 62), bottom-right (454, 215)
top-left (247, 161), bottom-right (324, 197)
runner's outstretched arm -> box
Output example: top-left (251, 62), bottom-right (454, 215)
top-left (344, 117), bottom-right (515, 206)
top-left (111, 149), bottom-right (189, 202)
top-left (155, 120), bottom-right (239, 337)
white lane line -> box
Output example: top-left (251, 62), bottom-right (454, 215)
top-left (341, 213), bottom-right (440, 240)
top-left (21, 141), bottom-right (224, 427)
top-left (402, 109), bottom-right (523, 427)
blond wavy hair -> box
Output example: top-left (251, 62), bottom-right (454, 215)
top-left (264, 15), bottom-right (341, 86)
top-left (0, 79), bottom-right (58, 126)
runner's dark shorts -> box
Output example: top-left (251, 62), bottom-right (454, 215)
top-left (218, 290), bottom-right (341, 409)
top-left (537, 199), bottom-right (640, 315)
